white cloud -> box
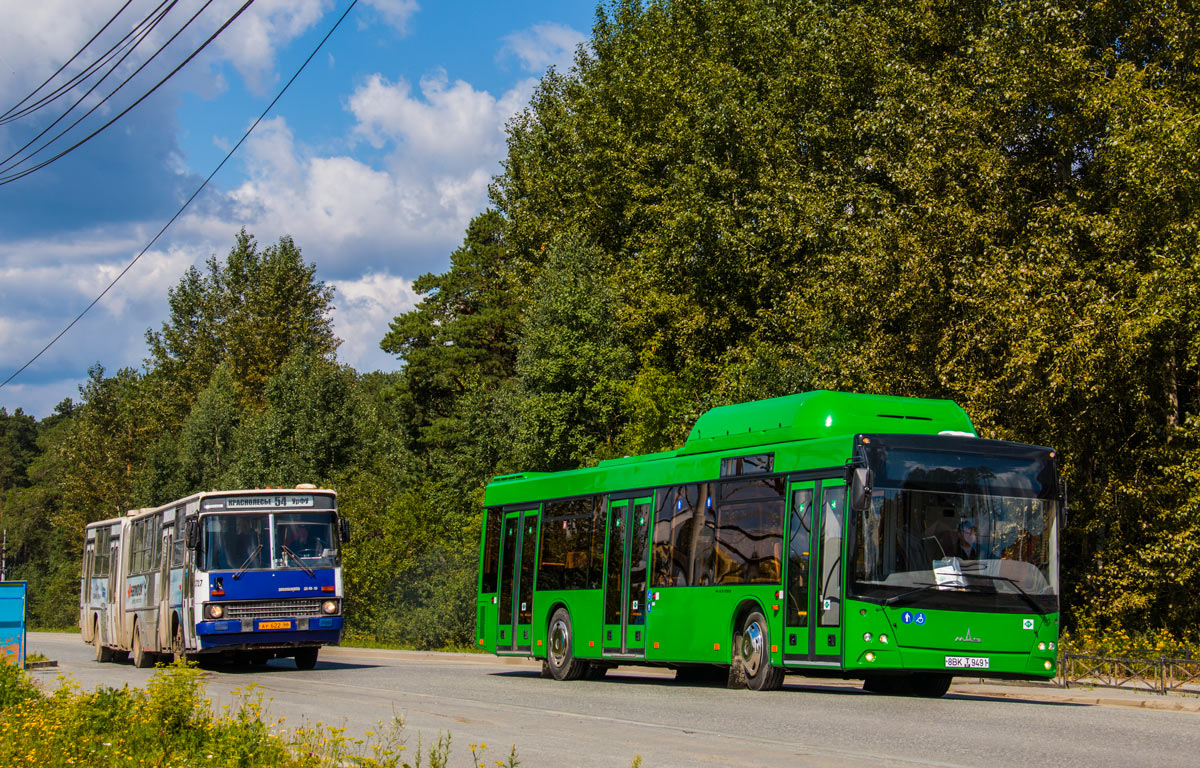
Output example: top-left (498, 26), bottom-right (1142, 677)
top-left (500, 22), bottom-right (585, 74)
top-left (331, 272), bottom-right (419, 372)
top-left (349, 70), bottom-right (529, 165)
top-left (214, 68), bottom-right (536, 278)
top-left (0, 230), bottom-right (204, 416)
top-left (362, 0), bottom-right (419, 34)
top-left (212, 0), bottom-right (332, 93)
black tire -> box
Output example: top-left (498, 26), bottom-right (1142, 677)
top-left (294, 647), bottom-right (319, 670)
top-left (131, 624), bottom-right (155, 668)
top-left (545, 608), bottom-right (589, 681)
top-left (910, 673), bottom-right (952, 698)
top-left (93, 618), bottom-right (113, 663)
top-left (738, 610), bottom-right (784, 691)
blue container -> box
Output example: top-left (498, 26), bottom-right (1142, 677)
top-left (0, 582), bottom-right (27, 667)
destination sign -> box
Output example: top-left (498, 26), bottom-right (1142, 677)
top-left (225, 495), bottom-right (314, 509)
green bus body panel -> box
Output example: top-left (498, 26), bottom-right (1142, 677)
top-left (842, 600), bottom-right (1060, 679)
top-left (477, 390), bottom-right (1057, 682)
top-left (484, 391), bottom-right (972, 508)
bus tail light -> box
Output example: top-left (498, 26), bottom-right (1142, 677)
top-left (205, 603), bottom-right (224, 620)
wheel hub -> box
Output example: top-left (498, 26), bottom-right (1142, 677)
top-left (550, 619), bottom-right (569, 667)
top-left (740, 621), bottom-right (764, 677)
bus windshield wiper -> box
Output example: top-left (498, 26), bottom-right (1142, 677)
top-left (883, 581), bottom-right (993, 606)
top-left (883, 582), bottom-right (941, 606)
top-left (965, 573), bottom-right (1046, 615)
top-left (281, 545), bottom-right (315, 577)
top-left (232, 544), bottom-right (262, 580)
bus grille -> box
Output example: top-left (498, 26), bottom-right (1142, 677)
top-left (220, 599), bottom-right (323, 619)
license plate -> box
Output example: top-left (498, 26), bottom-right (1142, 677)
top-left (258, 620), bottom-right (292, 630)
top-left (945, 656), bottom-right (989, 669)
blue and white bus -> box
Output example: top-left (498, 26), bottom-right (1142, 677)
top-left (80, 486), bottom-right (349, 669)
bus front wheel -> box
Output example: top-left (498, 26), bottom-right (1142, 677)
top-left (910, 673), bottom-right (952, 698)
top-left (546, 608), bottom-right (589, 681)
top-left (294, 647), bottom-right (319, 670)
top-left (738, 610), bottom-right (784, 691)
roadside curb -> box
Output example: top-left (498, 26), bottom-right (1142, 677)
top-left (954, 681), bottom-right (1200, 713)
top-left (24, 660), bottom-right (58, 670)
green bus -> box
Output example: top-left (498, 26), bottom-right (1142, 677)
top-left (476, 391), bottom-right (1063, 696)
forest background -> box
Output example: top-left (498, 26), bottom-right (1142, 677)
top-left (1, 0), bottom-right (1198, 647)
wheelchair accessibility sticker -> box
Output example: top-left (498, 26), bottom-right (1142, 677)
top-left (901, 611), bottom-right (927, 626)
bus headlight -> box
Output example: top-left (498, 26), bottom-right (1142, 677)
top-left (1038, 642), bottom-right (1046, 651)
top-left (1044, 660), bottom-right (1053, 670)
top-left (322, 600), bottom-right (339, 615)
top-left (205, 603), bottom-right (224, 620)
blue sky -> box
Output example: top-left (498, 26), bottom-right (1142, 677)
top-left (0, 0), bottom-right (596, 417)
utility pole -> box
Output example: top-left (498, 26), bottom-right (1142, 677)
top-left (1, 528), bottom-right (6, 582)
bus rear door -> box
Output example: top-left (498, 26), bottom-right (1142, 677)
top-left (497, 507), bottom-right (539, 654)
top-left (602, 494), bottom-right (652, 658)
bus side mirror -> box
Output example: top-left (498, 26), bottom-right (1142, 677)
top-left (1059, 480), bottom-right (1070, 529)
top-left (338, 518), bottom-right (351, 544)
top-left (849, 467), bottom-right (873, 511)
top-left (185, 519), bottom-right (199, 550)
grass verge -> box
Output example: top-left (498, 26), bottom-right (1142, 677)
top-left (0, 660), bottom-right (518, 767)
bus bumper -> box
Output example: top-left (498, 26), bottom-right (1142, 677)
top-left (196, 616), bottom-right (343, 650)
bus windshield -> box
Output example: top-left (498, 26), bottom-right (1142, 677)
top-left (849, 435), bottom-right (1060, 614)
top-left (201, 512), bottom-right (339, 571)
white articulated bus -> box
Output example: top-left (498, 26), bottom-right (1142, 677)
top-left (80, 487), bottom-right (349, 669)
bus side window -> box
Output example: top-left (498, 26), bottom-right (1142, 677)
top-left (480, 509), bottom-right (502, 594)
top-left (651, 487), bottom-right (678, 587)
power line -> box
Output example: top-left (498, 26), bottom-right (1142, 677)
top-left (0, 0), bottom-right (176, 127)
top-left (0, 0), bottom-right (136, 122)
top-left (0, 0), bottom-right (362, 392)
top-left (0, 0), bottom-right (251, 185)
top-left (0, 0), bottom-right (186, 171)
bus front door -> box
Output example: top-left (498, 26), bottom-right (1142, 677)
top-left (784, 479), bottom-right (845, 667)
top-left (602, 495), bottom-right (652, 658)
top-left (497, 507), bottom-right (539, 654)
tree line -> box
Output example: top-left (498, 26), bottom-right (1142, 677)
top-left (2, 0), bottom-right (1198, 643)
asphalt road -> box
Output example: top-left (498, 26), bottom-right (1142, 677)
top-left (26, 632), bottom-right (1200, 768)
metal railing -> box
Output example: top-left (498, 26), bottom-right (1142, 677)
top-left (1057, 652), bottom-right (1200, 695)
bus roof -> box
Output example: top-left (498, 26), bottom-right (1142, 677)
top-left (483, 390), bottom-right (975, 506)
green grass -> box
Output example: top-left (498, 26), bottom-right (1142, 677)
top-left (338, 632), bottom-right (486, 654)
top-left (0, 660), bottom-right (518, 767)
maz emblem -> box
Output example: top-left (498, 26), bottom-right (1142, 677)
top-left (955, 628), bottom-right (983, 643)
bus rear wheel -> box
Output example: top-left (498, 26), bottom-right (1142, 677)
top-left (738, 610), bottom-right (784, 691)
top-left (294, 647), bottom-right (319, 670)
top-left (131, 625), bottom-right (155, 669)
top-left (93, 619), bottom-right (112, 663)
top-left (546, 608), bottom-right (588, 681)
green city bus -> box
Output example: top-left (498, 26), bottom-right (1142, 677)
top-left (476, 391), bottom-right (1063, 696)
